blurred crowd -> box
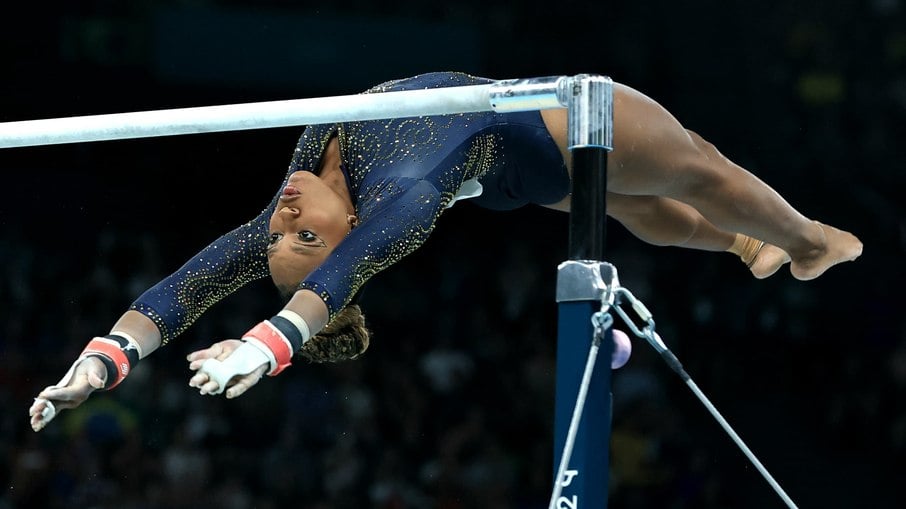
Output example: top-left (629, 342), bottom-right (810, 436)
top-left (2, 0), bottom-right (905, 508)
top-left (1, 203), bottom-right (903, 508)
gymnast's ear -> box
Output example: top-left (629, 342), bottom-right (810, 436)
top-left (347, 214), bottom-right (359, 228)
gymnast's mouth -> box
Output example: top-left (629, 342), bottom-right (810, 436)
top-left (280, 185), bottom-right (301, 200)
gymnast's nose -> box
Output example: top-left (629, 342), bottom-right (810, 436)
top-left (278, 206), bottom-right (301, 218)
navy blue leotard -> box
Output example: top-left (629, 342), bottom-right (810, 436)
top-left (131, 72), bottom-right (570, 343)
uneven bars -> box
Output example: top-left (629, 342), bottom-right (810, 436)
top-left (0, 77), bottom-right (567, 148)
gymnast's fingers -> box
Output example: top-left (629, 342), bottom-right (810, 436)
top-left (187, 342), bottom-right (224, 370)
top-left (187, 340), bottom-right (242, 371)
top-left (224, 365), bottom-right (268, 399)
top-left (199, 377), bottom-right (225, 396)
top-left (29, 398), bottom-right (56, 432)
top-left (189, 370), bottom-right (211, 389)
top-left (192, 342), bottom-right (270, 396)
top-left (196, 358), bottom-right (230, 395)
top-left (30, 358), bottom-right (106, 432)
top-left (37, 359), bottom-right (105, 403)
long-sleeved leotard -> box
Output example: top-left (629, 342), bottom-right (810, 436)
top-left (131, 72), bottom-right (570, 343)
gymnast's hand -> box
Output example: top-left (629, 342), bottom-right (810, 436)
top-left (187, 340), bottom-right (269, 399)
top-left (29, 356), bottom-right (106, 432)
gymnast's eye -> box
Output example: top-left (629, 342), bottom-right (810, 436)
top-left (298, 231), bottom-right (318, 242)
top-left (268, 233), bottom-right (281, 245)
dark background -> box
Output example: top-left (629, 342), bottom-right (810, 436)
top-left (1, 1), bottom-right (904, 508)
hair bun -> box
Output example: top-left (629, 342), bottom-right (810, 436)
top-left (298, 305), bottom-right (370, 363)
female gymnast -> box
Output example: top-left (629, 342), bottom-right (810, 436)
top-left (29, 72), bottom-right (862, 431)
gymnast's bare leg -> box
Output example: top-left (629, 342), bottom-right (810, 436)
top-left (541, 84), bottom-right (862, 280)
top-left (545, 192), bottom-right (790, 278)
top-left (606, 194), bottom-right (792, 279)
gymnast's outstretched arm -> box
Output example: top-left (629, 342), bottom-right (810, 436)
top-left (29, 202), bottom-right (280, 431)
top-left (187, 177), bottom-right (454, 397)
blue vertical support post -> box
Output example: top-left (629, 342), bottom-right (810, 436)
top-left (552, 75), bottom-right (615, 509)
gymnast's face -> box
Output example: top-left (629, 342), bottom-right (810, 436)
top-left (267, 171), bottom-right (354, 293)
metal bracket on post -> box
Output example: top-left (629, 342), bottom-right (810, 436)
top-left (551, 260), bottom-right (619, 509)
top-left (556, 260), bottom-right (620, 305)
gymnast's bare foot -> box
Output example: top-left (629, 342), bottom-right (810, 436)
top-left (790, 222), bottom-right (863, 281)
top-left (749, 244), bottom-right (790, 279)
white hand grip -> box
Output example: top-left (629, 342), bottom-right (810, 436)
top-left (199, 342), bottom-right (270, 395)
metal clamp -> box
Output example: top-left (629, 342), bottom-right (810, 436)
top-left (566, 74), bottom-right (614, 150)
top-left (590, 310), bottom-right (614, 348)
top-left (555, 260), bottom-right (620, 305)
top-left (489, 74), bottom-right (614, 152)
top-left (610, 287), bottom-right (668, 354)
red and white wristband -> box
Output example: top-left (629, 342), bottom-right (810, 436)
top-left (67, 332), bottom-right (143, 390)
top-left (241, 310), bottom-right (311, 376)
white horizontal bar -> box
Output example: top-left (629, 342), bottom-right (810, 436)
top-left (0, 77), bottom-right (568, 149)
